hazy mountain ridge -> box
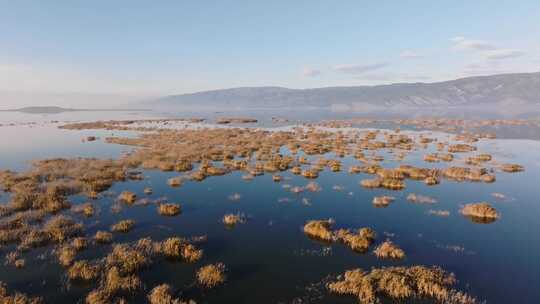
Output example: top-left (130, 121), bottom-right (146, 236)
top-left (152, 72), bottom-right (540, 109)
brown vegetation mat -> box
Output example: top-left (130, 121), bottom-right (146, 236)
top-left (328, 265), bottom-right (476, 304)
top-left (0, 281), bottom-right (43, 304)
top-left (460, 202), bottom-right (499, 223)
top-left (373, 240), bottom-right (405, 259)
top-left (303, 220), bottom-right (376, 252)
top-left (148, 284), bottom-right (195, 304)
top-left (197, 263), bottom-right (226, 288)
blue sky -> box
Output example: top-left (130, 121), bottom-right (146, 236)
top-left (1, 1), bottom-right (539, 96)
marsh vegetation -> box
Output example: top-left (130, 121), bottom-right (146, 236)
top-left (0, 116), bottom-right (535, 303)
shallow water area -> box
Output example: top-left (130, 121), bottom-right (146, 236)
top-left (0, 113), bottom-right (539, 303)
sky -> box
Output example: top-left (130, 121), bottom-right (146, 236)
top-left (1, 0), bottom-right (539, 105)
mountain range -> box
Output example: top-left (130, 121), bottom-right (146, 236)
top-left (150, 72), bottom-right (540, 112)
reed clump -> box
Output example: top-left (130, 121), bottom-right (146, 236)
top-left (44, 215), bottom-right (83, 243)
top-left (272, 174), bottom-right (282, 182)
top-left (72, 202), bottom-right (95, 217)
top-left (197, 263), bottom-right (226, 288)
top-left (424, 176), bottom-right (440, 185)
top-left (397, 165), bottom-right (439, 180)
top-left (376, 168), bottom-right (405, 180)
top-left (118, 191), bottom-right (136, 204)
top-left (57, 245), bottom-right (77, 266)
top-left (303, 219), bottom-right (334, 242)
top-left (111, 220), bottom-right (135, 233)
top-left (290, 166), bottom-right (302, 175)
top-left (14, 259), bottom-right (25, 268)
top-left (72, 237), bottom-right (88, 250)
top-left (148, 284), bottom-right (194, 304)
top-left (423, 153), bottom-right (442, 162)
top-left (443, 167), bottom-right (495, 183)
top-left (158, 203), bottom-right (181, 216)
top-left (425, 153), bottom-right (454, 163)
top-left (360, 178), bottom-right (381, 188)
top-left (380, 178), bottom-right (405, 190)
top-left (501, 163), bottom-right (524, 173)
top-left (222, 213), bottom-right (246, 226)
top-left (466, 154), bottom-right (492, 165)
top-left (85, 265), bottom-right (142, 304)
top-left (106, 244), bottom-right (149, 274)
top-left (372, 196), bottom-right (395, 207)
top-left (159, 237), bottom-right (203, 262)
top-left (95, 231), bottom-right (113, 244)
top-left (175, 161), bottom-right (193, 172)
top-left (82, 236), bottom-right (203, 303)
top-left (304, 220), bottom-right (376, 252)
top-left (18, 230), bottom-right (49, 250)
top-left (68, 260), bottom-right (101, 281)
top-left (460, 202), bottom-right (499, 222)
top-left (301, 168), bottom-right (319, 179)
top-left (0, 281), bottom-right (43, 304)
top-left (448, 144), bottom-right (476, 153)
top-left (327, 265), bottom-right (476, 304)
top-left (0, 159), bottom-right (128, 217)
top-left (167, 177), bottom-right (183, 187)
top-left (335, 228), bottom-right (376, 252)
top-left (373, 240), bottom-right (405, 259)
top-left (216, 117), bottom-right (257, 124)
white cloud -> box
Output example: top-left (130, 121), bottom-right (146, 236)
top-left (301, 67), bottom-right (321, 77)
top-left (451, 36), bottom-right (526, 61)
top-left (483, 49), bottom-right (525, 60)
top-left (451, 36), bottom-right (496, 51)
top-left (357, 72), bottom-right (430, 82)
top-left (333, 62), bottom-right (388, 74)
top-left (399, 51), bottom-right (423, 59)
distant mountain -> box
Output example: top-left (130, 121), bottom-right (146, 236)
top-left (1, 106), bottom-right (150, 114)
top-left (0, 92), bottom-right (150, 111)
top-left (150, 72), bottom-right (540, 111)
top-left (0, 106), bottom-right (77, 114)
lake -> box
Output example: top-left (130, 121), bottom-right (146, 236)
top-left (0, 111), bottom-right (539, 303)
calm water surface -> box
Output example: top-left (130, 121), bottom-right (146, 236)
top-left (1, 111), bottom-right (539, 303)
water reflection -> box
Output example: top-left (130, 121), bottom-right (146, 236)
top-left (0, 112), bottom-right (539, 303)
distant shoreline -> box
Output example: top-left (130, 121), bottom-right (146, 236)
top-left (0, 106), bottom-right (151, 114)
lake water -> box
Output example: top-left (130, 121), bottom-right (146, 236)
top-left (0, 111), bottom-right (539, 303)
